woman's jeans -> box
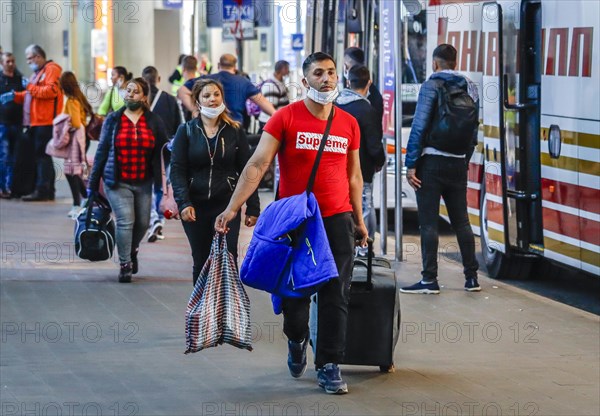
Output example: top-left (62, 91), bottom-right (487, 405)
top-left (416, 155), bottom-right (479, 282)
top-left (181, 198), bottom-right (241, 286)
top-left (282, 212), bottom-right (355, 367)
top-left (105, 181), bottom-right (153, 264)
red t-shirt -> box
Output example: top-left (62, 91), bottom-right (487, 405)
top-left (264, 100), bottom-right (360, 217)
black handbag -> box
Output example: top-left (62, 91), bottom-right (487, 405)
top-left (74, 194), bottom-right (115, 261)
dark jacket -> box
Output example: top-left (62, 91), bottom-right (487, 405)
top-left (0, 71), bottom-right (24, 125)
top-left (149, 85), bottom-right (182, 138)
top-left (88, 107), bottom-right (169, 191)
top-left (405, 72), bottom-right (479, 169)
top-left (368, 83), bottom-right (384, 123)
top-left (336, 89), bottom-right (386, 183)
top-left (169, 118), bottom-right (260, 216)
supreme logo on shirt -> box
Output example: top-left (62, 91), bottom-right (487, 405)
top-left (296, 132), bottom-right (349, 154)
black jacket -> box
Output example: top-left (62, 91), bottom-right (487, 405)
top-left (169, 118), bottom-right (260, 216)
top-left (149, 85), bottom-right (182, 138)
top-left (405, 72), bottom-right (479, 169)
top-left (336, 89), bottom-right (386, 183)
top-left (368, 83), bottom-right (384, 124)
top-left (89, 108), bottom-right (169, 191)
top-left (0, 71), bottom-right (24, 125)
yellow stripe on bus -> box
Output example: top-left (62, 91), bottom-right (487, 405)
top-left (544, 236), bottom-right (600, 267)
top-left (541, 128), bottom-right (600, 149)
top-left (484, 125), bottom-right (599, 150)
top-left (541, 153), bottom-right (600, 176)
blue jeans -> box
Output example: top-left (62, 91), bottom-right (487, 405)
top-left (0, 124), bottom-right (20, 192)
top-left (362, 181), bottom-right (376, 240)
top-left (415, 155), bottom-right (479, 281)
top-left (149, 185), bottom-right (164, 226)
top-left (105, 181), bottom-right (153, 264)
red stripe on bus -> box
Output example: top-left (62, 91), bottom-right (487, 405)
top-left (486, 200), bottom-right (504, 225)
top-left (543, 207), bottom-right (599, 246)
top-left (484, 172), bottom-right (503, 197)
top-left (541, 178), bottom-right (600, 215)
top-left (467, 188), bottom-right (480, 210)
top-left (468, 162), bottom-right (483, 183)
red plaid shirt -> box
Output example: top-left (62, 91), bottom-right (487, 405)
top-left (115, 113), bottom-right (155, 182)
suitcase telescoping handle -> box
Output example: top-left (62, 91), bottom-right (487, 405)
top-left (353, 238), bottom-right (374, 288)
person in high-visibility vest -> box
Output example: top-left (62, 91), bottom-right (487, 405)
top-left (168, 54), bottom-right (187, 96)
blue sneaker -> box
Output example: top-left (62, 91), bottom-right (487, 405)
top-left (400, 280), bottom-right (440, 294)
top-left (287, 338), bottom-right (308, 378)
top-left (317, 363), bottom-right (348, 394)
top-left (465, 277), bottom-right (481, 292)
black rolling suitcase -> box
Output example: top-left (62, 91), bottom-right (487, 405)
top-left (342, 239), bottom-right (401, 372)
top-left (309, 239), bottom-right (401, 372)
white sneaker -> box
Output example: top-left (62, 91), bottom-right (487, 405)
top-left (147, 221), bottom-right (163, 243)
top-left (68, 206), bottom-right (81, 219)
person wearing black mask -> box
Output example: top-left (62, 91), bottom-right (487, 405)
top-left (88, 78), bottom-right (169, 283)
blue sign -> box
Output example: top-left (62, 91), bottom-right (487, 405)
top-left (291, 34), bottom-right (304, 51)
top-left (163, 0), bottom-right (183, 9)
top-left (223, 0), bottom-right (254, 22)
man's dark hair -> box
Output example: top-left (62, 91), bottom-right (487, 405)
top-left (347, 65), bottom-right (370, 89)
top-left (432, 44), bottom-right (457, 69)
top-left (141, 66), bottom-right (159, 86)
top-left (344, 47), bottom-right (365, 65)
top-left (274, 60), bottom-right (289, 74)
top-left (302, 52), bottom-right (335, 76)
top-left (182, 55), bottom-right (198, 72)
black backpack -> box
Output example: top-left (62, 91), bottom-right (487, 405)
top-left (427, 80), bottom-right (479, 154)
top-left (74, 194), bottom-right (115, 262)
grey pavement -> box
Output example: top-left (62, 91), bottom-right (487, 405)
top-left (1, 179), bottom-right (599, 416)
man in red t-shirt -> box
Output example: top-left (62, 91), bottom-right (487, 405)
top-left (216, 52), bottom-right (367, 395)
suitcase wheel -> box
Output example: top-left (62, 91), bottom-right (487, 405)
top-left (380, 364), bottom-right (395, 373)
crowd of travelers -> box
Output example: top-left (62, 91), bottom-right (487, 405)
top-left (0, 42), bottom-right (481, 394)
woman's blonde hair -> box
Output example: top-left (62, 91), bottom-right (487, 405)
top-left (191, 78), bottom-right (240, 129)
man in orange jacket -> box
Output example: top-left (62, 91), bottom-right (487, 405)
top-left (0, 45), bottom-right (63, 201)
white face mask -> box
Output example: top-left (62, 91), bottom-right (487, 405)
top-left (306, 86), bottom-right (339, 105)
top-left (199, 102), bottom-right (226, 119)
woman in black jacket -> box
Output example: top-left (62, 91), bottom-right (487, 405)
top-left (170, 78), bottom-right (260, 285)
top-left (88, 78), bottom-right (168, 283)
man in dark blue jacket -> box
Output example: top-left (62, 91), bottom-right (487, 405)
top-left (401, 44), bottom-right (480, 294)
top-left (336, 65), bottom-right (386, 253)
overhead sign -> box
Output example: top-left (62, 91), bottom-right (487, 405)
top-left (222, 0), bottom-right (255, 40)
top-left (163, 0), bottom-right (183, 9)
top-left (291, 34), bottom-right (304, 51)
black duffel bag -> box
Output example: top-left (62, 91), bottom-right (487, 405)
top-left (74, 194), bottom-right (115, 261)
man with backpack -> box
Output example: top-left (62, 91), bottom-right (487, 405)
top-left (401, 44), bottom-right (481, 294)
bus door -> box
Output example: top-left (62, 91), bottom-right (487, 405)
top-left (481, 0), bottom-right (543, 258)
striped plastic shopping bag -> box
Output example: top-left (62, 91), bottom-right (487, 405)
top-left (185, 232), bottom-right (253, 353)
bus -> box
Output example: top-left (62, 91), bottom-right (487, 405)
top-left (305, 0), bottom-right (599, 279)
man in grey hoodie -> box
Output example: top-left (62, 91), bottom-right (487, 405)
top-left (336, 65), bottom-right (386, 252)
top-left (401, 44), bottom-right (480, 294)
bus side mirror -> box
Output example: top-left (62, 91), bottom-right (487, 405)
top-left (548, 124), bottom-right (562, 159)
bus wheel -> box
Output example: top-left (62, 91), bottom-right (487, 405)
top-left (479, 180), bottom-right (532, 279)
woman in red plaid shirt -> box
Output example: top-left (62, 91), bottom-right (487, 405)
top-left (88, 78), bottom-right (169, 283)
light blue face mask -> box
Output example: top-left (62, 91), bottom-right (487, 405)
top-left (29, 63), bottom-right (39, 72)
